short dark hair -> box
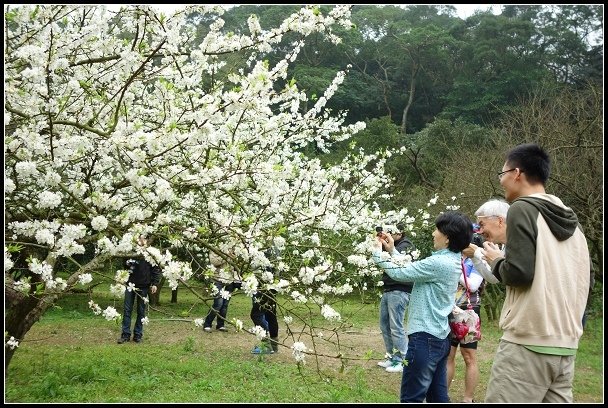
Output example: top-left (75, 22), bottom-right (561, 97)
top-left (506, 143), bottom-right (550, 185)
top-left (435, 211), bottom-right (473, 253)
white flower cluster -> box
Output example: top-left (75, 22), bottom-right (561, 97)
top-left (218, 287), bottom-right (232, 300)
top-left (5, 336), bottom-right (20, 350)
top-left (91, 215), bottom-right (108, 231)
top-left (231, 318), bottom-right (243, 332)
top-left (250, 325), bottom-right (268, 341)
top-left (290, 290), bottom-right (307, 303)
top-left (241, 275), bottom-right (259, 297)
top-left (291, 341), bottom-right (308, 363)
top-left (347, 254), bottom-right (369, 268)
top-left (102, 306), bottom-right (121, 321)
top-left (110, 284), bottom-right (124, 298)
top-left (78, 273), bottom-right (93, 285)
top-left (320, 304), bottom-right (341, 322)
top-left (37, 191), bottom-right (63, 209)
top-left (162, 260), bottom-right (193, 291)
top-left (28, 258), bottom-right (67, 292)
top-left (261, 271), bottom-right (274, 283)
top-left (88, 300), bottom-right (102, 315)
top-left (4, 248), bottom-right (14, 272)
top-left (13, 278), bottom-right (31, 294)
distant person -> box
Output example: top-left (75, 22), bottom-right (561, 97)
top-left (250, 289), bottom-right (279, 354)
top-left (118, 236), bottom-right (161, 344)
top-left (203, 251), bottom-right (241, 332)
top-left (372, 211), bottom-right (473, 403)
top-left (376, 223), bottom-right (415, 373)
top-left (482, 143), bottom-right (591, 403)
top-left (251, 247), bottom-right (281, 354)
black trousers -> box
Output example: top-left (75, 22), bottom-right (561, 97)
top-left (250, 289), bottom-right (278, 337)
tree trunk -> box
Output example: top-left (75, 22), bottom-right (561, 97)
top-left (171, 288), bottom-right (178, 303)
top-left (4, 254), bottom-right (110, 373)
top-left (400, 62), bottom-right (419, 136)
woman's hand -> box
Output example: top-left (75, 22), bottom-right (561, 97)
top-left (462, 243), bottom-right (478, 258)
top-left (376, 232), bottom-right (395, 253)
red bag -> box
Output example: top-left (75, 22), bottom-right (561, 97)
top-left (449, 259), bottom-right (482, 343)
top-left (449, 306), bottom-right (481, 343)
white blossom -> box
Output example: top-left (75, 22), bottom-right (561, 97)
top-left (5, 336), bottom-right (20, 350)
top-left (91, 215), bottom-right (108, 231)
top-left (320, 304), bottom-right (341, 321)
top-left (291, 341), bottom-right (308, 363)
top-left (102, 306), bottom-right (121, 321)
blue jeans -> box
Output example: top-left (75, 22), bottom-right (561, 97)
top-left (380, 290), bottom-right (410, 362)
top-left (400, 331), bottom-right (451, 403)
top-left (203, 282), bottom-right (238, 329)
top-left (121, 287), bottom-right (148, 340)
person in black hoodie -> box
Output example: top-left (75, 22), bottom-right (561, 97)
top-left (118, 236), bottom-right (161, 344)
top-left (376, 223), bottom-right (415, 373)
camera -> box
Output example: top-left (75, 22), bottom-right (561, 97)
top-left (126, 259), bottom-right (138, 270)
top-left (471, 233), bottom-right (485, 247)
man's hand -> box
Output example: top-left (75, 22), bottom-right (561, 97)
top-left (150, 285), bottom-right (158, 294)
top-left (481, 241), bottom-right (502, 263)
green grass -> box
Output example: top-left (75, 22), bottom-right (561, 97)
top-left (4, 288), bottom-right (604, 403)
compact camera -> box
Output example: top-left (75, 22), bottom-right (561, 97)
top-left (471, 233), bottom-right (485, 247)
top-left (375, 224), bottom-right (399, 236)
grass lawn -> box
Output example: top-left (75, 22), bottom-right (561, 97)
top-left (4, 288), bottom-right (604, 403)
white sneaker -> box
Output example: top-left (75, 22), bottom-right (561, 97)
top-left (203, 327), bottom-right (212, 332)
top-left (385, 362), bottom-right (403, 373)
top-left (377, 359), bottom-right (393, 368)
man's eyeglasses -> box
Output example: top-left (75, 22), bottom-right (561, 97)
top-left (497, 168), bottom-right (516, 180)
top-left (477, 216), bottom-right (498, 229)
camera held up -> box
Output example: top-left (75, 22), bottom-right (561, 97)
top-left (472, 232), bottom-right (484, 247)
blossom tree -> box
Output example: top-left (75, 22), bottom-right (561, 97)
top-left (4, 4), bottom-right (443, 371)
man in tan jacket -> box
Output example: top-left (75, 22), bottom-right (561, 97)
top-left (482, 143), bottom-right (590, 403)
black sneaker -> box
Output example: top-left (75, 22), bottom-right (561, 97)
top-left (117, 337), bottom-right (130, 344)
top-left (133, 337), bottom-right (142, 343)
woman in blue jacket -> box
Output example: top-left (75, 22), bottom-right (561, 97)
top-left (372, 211), bottom-right (473, 403)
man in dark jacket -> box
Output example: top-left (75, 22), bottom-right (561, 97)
top-left (377, 223), bottom-right (415, 373)
top-left (118, 236), bottom-right (161, 344)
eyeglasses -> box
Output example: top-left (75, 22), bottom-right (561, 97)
top-left (497, 168), bottom-right (516, 180)
top-left (477, 216), bottom-right (498, 229)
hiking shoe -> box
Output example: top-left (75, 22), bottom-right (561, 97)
top-left (251, 345), bottom-right (274, 354)
top-left (217, 327), bottom-right (228, 332)
top-left (377, 359), bottom-right (393, 368)
top-left (203, 326), bottom-right (212, 332)
top-left (117, 337), bottom-right (130, 344)
top-left (133, 337), bottom-right (142, 343)
top-left (385, 362), bottom-right (403, 373)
